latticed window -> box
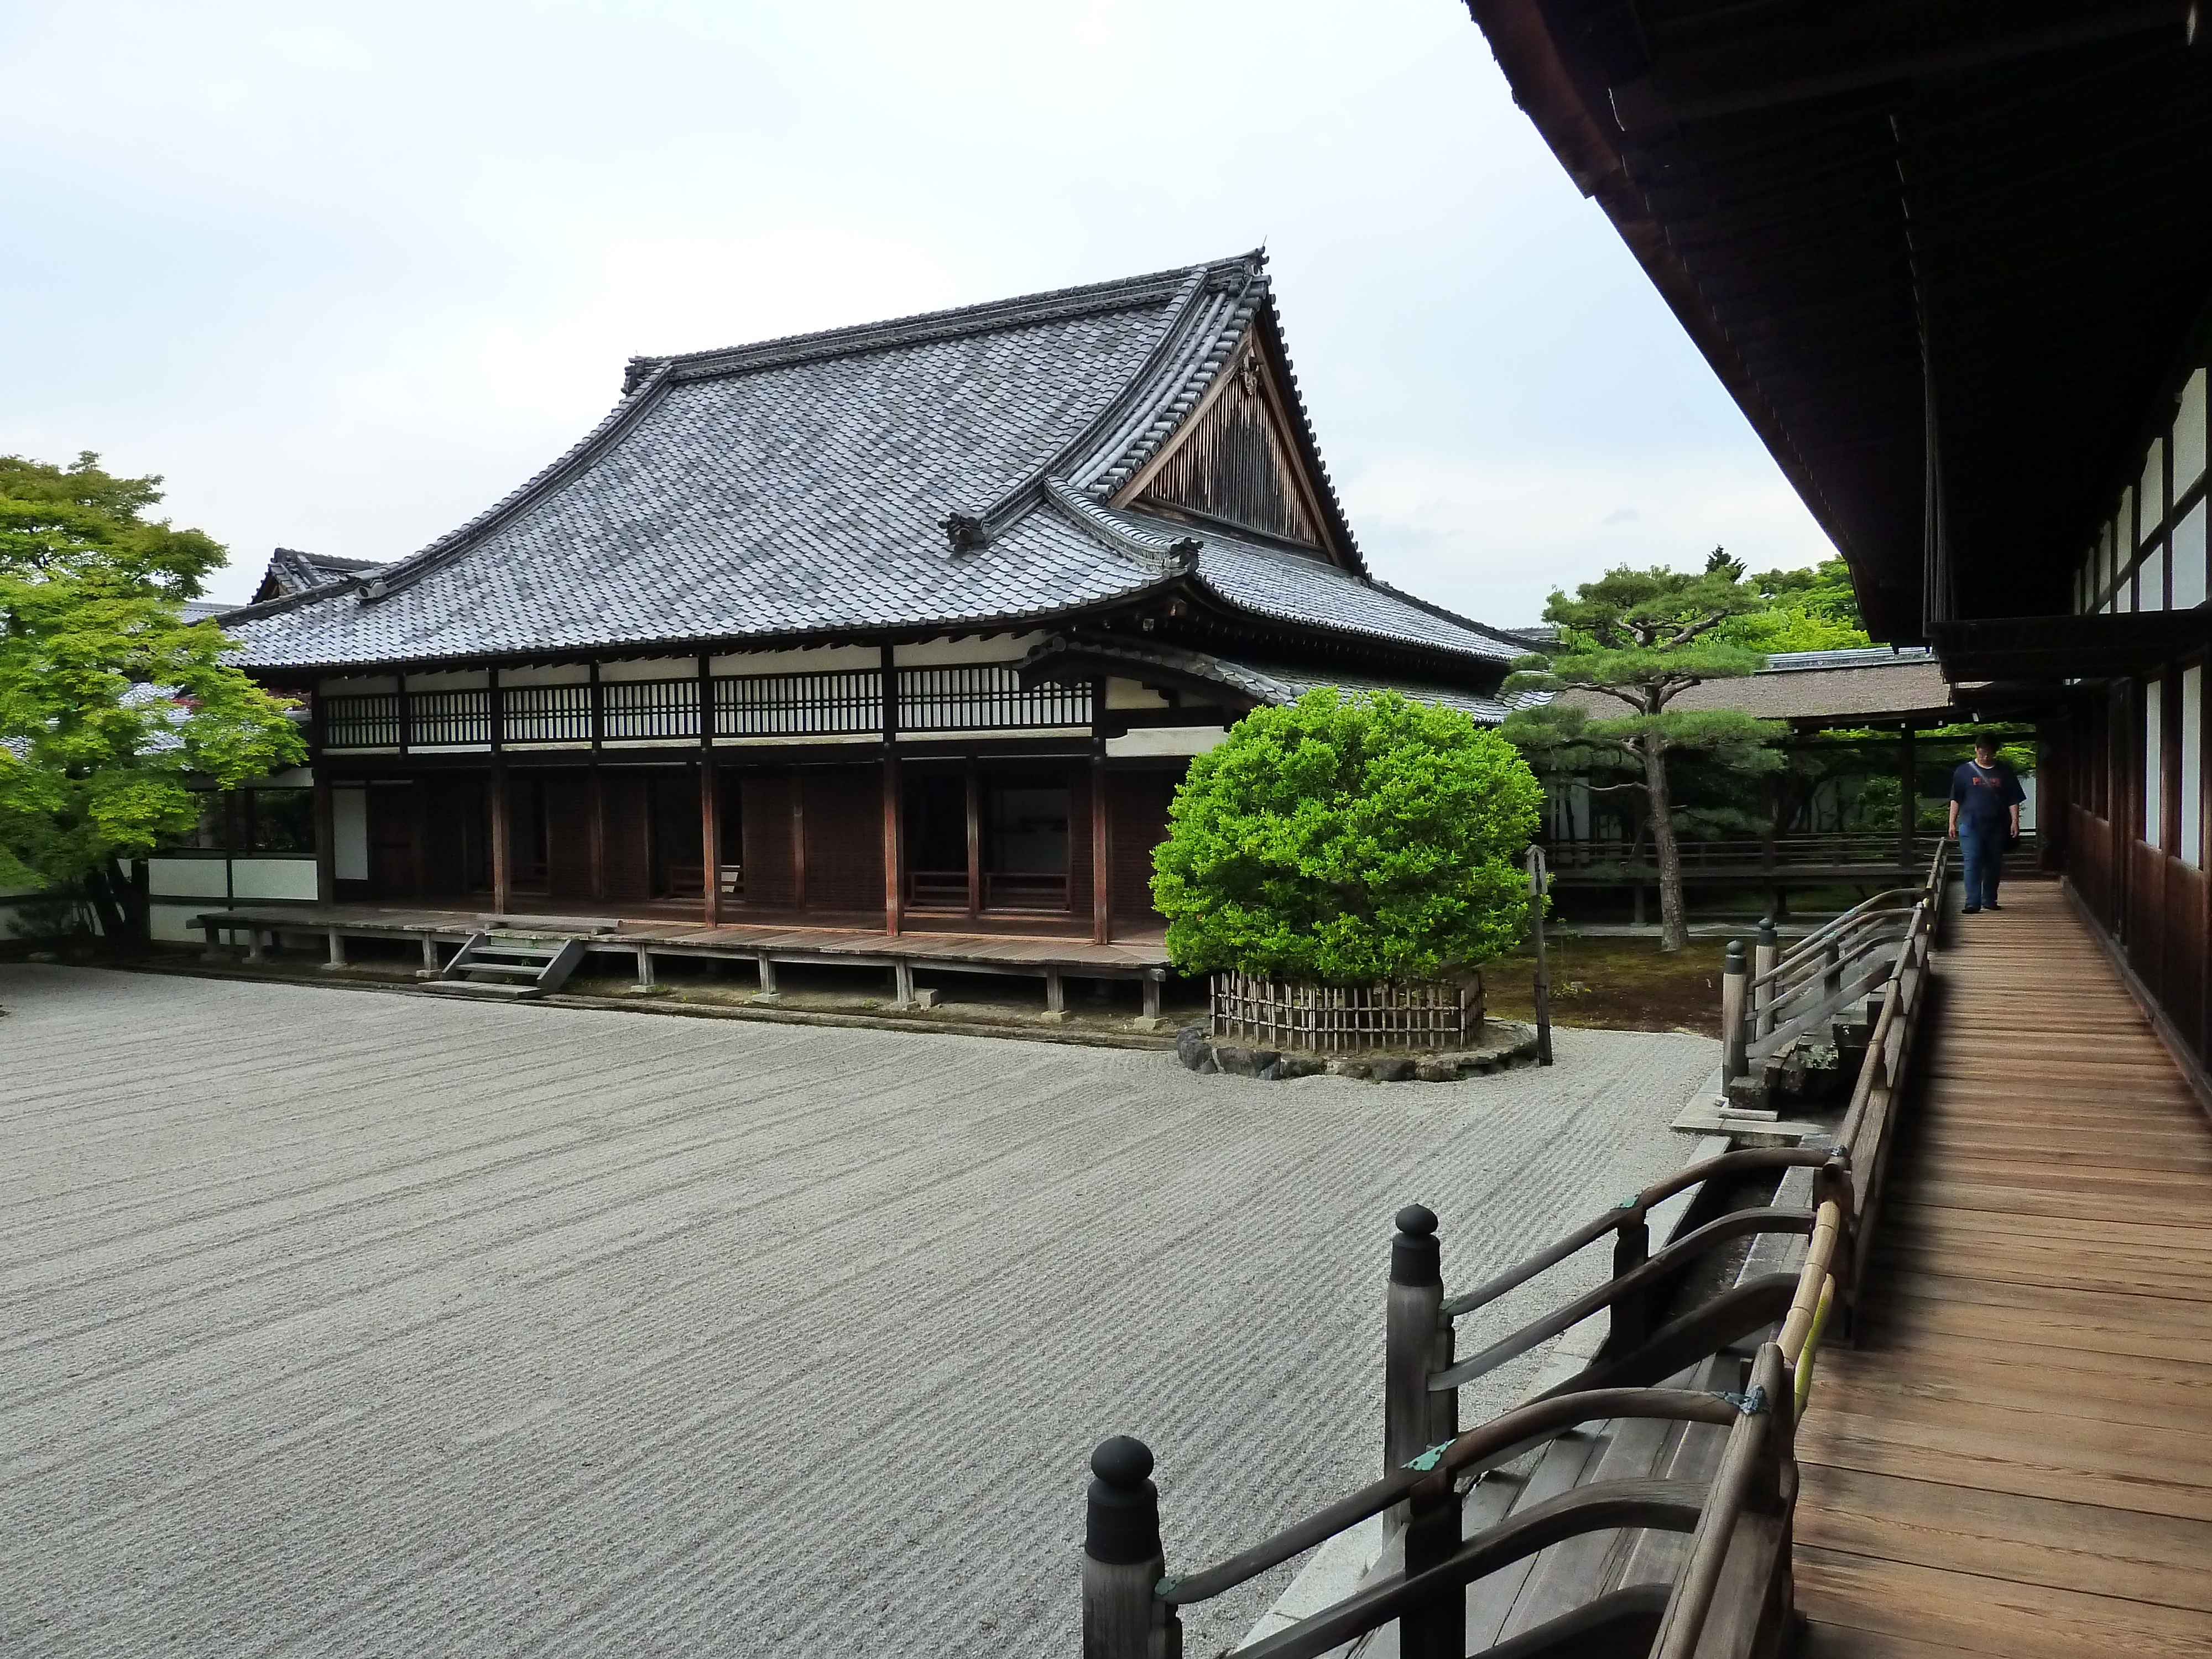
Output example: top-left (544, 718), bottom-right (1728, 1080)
top-left (895, 665), bottom-right (1089, 732)
top-left (501, 684), bottom-right (592, 743)
top-left (321, 694), bottom-right (401, 748)
top-left (602, 679), bottom-right (700, 740)
top-left (408, 690), bottom-right (492, 747)
top-left (713, 670), bottom-right (880, 737)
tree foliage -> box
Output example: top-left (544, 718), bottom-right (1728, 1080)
top-left (1501, 555), bottom-right (1784, 950)
top-left (1151, 689), bottom-right (1542, 983)
top-left (0, 452), bottom-right (304, 939)
top-left (1724, 556), bottom-right (1871, 654)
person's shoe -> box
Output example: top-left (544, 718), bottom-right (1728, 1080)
top-left (1987, 901), bottom-right (2002, 910)
top-left (1961, 905), bottom-right (1982, 914)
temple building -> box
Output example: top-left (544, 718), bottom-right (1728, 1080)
top-left (201, 254), bottom-right (1530, 951)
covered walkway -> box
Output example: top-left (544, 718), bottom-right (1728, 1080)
top-left (1794, 881), bottom-right (2212, 1656)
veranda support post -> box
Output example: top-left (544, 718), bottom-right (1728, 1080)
top-left (1082, 1437), bottom-right (1178, 1659)
top-left (1720, 940), bottom-right (1748, 1083)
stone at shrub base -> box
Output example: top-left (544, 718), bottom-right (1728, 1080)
top-left (1175, 1020), bottom-right (1542, 1083)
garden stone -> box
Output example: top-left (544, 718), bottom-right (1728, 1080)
top-left (1370, 1058), bottom-right (1416, 1083)
top-left (1214, 1045), bottom-right (1279, 1078)
top-left (1274, 1055), bottom-right (1325, 1080)
top-left (1414, 1058), bottom-right (1457, 1083)
top-left (1175, 1024), bottom-right (1212, 1071)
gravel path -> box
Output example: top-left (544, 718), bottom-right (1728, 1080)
top-left (0, 966), bottom-right (1714, 1658)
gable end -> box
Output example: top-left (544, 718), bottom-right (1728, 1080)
top-left (1111, 334), bottom-right (1337, 557)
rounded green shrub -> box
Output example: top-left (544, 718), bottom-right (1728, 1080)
top-left (1151, 688), bottom-right (1542, 983)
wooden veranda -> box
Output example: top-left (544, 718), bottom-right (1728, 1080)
top-left (1793, 880), bottom-right (2212, 1656)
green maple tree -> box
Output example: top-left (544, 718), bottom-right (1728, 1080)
top-left (1, 452), bottom-right (303, 943)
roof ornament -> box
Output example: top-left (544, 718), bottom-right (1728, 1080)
top-left (938, 510), bottom-right (990, 556)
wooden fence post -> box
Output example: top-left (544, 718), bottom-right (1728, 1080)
top-left (1752, 917), bottom-right (1777, 1039)
top-left (1385, 1205), bottom-right (1447, 1520)
top-left (1082, 1436), bottom-right (1178, 1659)
top-left (1720, 940), bottom-right (1748, 1082)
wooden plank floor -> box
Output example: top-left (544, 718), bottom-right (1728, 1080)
top-left (1794, 880), bottom-right (2212, 1658)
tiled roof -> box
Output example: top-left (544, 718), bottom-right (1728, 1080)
top-left (1024, 637), bottom-right (1546, 725)
top-left (220, 255), bottom-right (1506, 675)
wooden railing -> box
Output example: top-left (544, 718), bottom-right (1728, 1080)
top-left (1718, 846), bottom-right (1946, 1088)
top-left (1075, 843), bottom-right (1951, 1659)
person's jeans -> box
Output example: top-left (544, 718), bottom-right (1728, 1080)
top-left (1959, 821), bottom-right (2007, 909)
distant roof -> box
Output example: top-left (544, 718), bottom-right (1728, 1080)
top-left (251, 548), bottom-right (388, 606)
top-left (216, 255), bottom-right (1516, 678)
top-left (1566, 646), bottom-right (1956, 725)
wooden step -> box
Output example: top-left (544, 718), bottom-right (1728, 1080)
top-left (418, 980), bottom-right (542, 1000)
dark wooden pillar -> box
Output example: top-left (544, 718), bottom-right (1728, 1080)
top-left (698, 653), bottom-right (719, 926)
top-left (791, 779), bottom-right (807, 911)
top-left (490, 765), bottom-right (512, 915)
top-left (882, 644), bottom-right (902, 937)
top-left (1897, 723), bottom-right (1917, 872)
top-left (312, 765), bottom-right (336, 909)
top-left (1092, 759), bottom-right (1110, 945)
top-left (964, 758), bottom-right (982, 920)
top-left (489, 667), bottom-right (511, 914)
top-left (589, 768), bottom-right (607, 903)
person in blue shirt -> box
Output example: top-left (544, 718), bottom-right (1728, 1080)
top-left (1947, 735), bottom-right (2026, 913)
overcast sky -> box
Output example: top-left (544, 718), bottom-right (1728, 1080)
top-left (2, 0), bottom-right (1834, 623)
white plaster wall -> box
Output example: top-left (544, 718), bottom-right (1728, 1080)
top-left (893, 633), bottom-right (1044, 667)
top-left (1104, 677), bottom-right (1170, 710)
top-left (149, 901), bottom-right (208, 943)
top-left (599, 657), bottom-right (696, 682)
top-left (232, 860), bottom-right (320, 902)
top-left (333, 789), bottom-right (370, 881)
top-left (711, 645), bottom-right (880, 675)
top-left (1105, 725), bottom-right (1227, 758)
top-left (148, 858), bottom-right (229, 900)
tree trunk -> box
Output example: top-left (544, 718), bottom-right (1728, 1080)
top-left (81, 858), bottom-right (150, 951)
top-left (1643, 731), bottom-right (1689, 951)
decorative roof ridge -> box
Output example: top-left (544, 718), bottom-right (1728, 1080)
top-left (1039, 478), bottom-right (1203, 575)
top-left (624, 254), bottom-right (1262, 393)
top-left (345, 361), bottom-right (681, 607)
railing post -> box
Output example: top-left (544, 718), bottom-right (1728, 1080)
top-left (1385, 1205), bottom-right (1447, 1518)
top-left (1401, 1462), bottom-right (1464, 1659)
top-left (1083, 1437), bottom-right (1178, 1659)
top-left (1604, 1206), bottom-right (1652, 1358)
top-left (1752, 917), bottom-right (1778, 1039)
top-left (1720, 940), bottom-right (1748, 1082)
